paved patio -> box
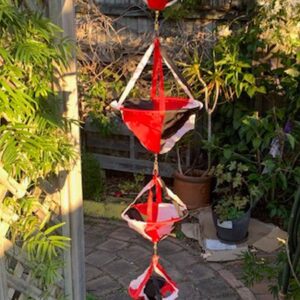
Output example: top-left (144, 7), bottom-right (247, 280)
top-left (84, 217), bottom-right (259, 299)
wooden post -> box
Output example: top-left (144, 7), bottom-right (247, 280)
top-left (0, 185), bottom-right (8, 300)
top-left (0, 231), bottom-right (8, 300)
top-left (48, 1), bottom-right (86, 300)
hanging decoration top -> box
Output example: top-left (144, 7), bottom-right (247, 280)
top-left (111, 39), bottom-right (203, 154)
top-left (143, 0), bottom-right (178, 10)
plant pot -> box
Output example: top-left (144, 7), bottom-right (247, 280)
top-left (173, 170), bottom-right (212, 210)
top-left (212, 207), bottom-right (251, 243)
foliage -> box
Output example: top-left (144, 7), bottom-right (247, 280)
top-left (280, 188), bottom-right (300, 298)
top-left (182, 0), bottom-right (300, 222)
top-left (180, 13), bottom-right (266, 169)
top-left (241, 250), bottom-right (286, 298)
top-left (242, 247), bottom-right (300, 299)
top-left (76, 0), bottom-right (127, 136)
top-left (0, 0), bottom-right (74, 180)
top-left (86, 293), bottom-right (97, 300)
top-left (211, 161), bottom-right (259, 221)
top-left (210, 102), bottom-right (300, 223)
top-left (0, 0), bottom-right (75, 296)
top-left (3, 197), bottom-right (70, 289)
top-left (163, 0), bottom-right (202, 20)
top-left (78, 66), bottom-right (125, 136)
top-left (82, 152), bottom-right (105, 201)
top-left (118, 173), bottom-right (145, 195)
top-left (210, 3), bottom-right (300, 294)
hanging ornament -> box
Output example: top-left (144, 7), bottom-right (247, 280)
top-left (111, 38), bottom-right (202, 154)
top-left (143, 0), bottom-right (178, 11)
top-left (110, 4), bottom-right (203, 298)
top-left (129, 255), bottom-right (178, 300)
top-left (122, 173), bottom-right (187, 243)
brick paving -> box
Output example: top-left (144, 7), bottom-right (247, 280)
top-left (85, 218), bottom-right (251, 300)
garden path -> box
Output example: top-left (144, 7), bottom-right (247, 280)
top-left (84, 218), bottom-right (257, 300)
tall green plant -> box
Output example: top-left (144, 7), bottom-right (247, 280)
top-left (209, 0), bottom-right (300, 221)
top-left (181, 0), bottom-right (300, 222)
top-left (181, 26), bottom-right (264, 170)
top-left (241, 190), bottom-right (300, 299)
top-left (0, 0), bottom-right (75, 296)
top-left (0, 0), bottom-right (74, 179)
top-left (280, 188), bottom-right (300, 298)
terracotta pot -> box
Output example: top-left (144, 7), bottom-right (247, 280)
top-left (173, 170), bottom-right (212, 210)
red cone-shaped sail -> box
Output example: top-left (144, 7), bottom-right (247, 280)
top-left (147, 0), bottom-right (168, 10)
top-left (116, 39), bottom-right (202, 154)
top-left (122, 175), bottom-right (187, 243)
top-left (128, 255), bottom-right (178, 299)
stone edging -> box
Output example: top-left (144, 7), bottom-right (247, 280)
top-left (164, 236), bottom-right (256, 299)
top-left (209, 263), bottom-right (256, 300)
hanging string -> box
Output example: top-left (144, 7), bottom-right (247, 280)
top-left (154, 10), bottom-right (160, 36)
top-left (153, 242), bottom-right (158, 256)
top-left (153, 154), bottom-right (159, 175)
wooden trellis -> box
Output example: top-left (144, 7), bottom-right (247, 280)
top-left (0, 172), bottom-right (65, 299)
top-left (0, 1), bottom-right (85, 300)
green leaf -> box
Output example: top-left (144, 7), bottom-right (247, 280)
top-left (39, 212), bottom-right (51, 230)
top-left (286, 133), bottom-right (295, 149)
top-left (223, 148), bottom-right (233, 160)
top-left (252, 137), bottom-right (261, 150)
top-left (297, 51), bottom-right (300, 64)
top-left (246, 130), bottom-right (254, 144)
top-left (247, 86), bottom-right (256, 98)
top-left (44, 222), bottom-right (65, 235)
top-left (284, 68), bottom-right (300, 78)
top-left (256, 86), bottom-right (266, 94)
top-left (279, 172), bottom-right (287, 190)
top-left (243, 73), bottom-right (255, 84)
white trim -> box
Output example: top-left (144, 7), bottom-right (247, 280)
top-left (114, 43), bottom-right (154, 109)
top-left (160, 114), bottom-right (195, 154)
top-left (142, 0), bottom-right (178, 8)
top-left (162, 56), bottom-right (195, 101)
top-left (129, 262), bottom-right (179, 300)
top-left (165, 0), bottom-right (178, 7)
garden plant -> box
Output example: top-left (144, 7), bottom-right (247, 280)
top-left (0, 0), bottom-right (75, 297)
top-left (171, 0), bottom-right (300, 296)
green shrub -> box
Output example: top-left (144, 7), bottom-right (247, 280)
top-left (0, 0), bottom-right (75, 296)
top-left (81, 152), bottom-right (105, 201)
top-left (182, 0), bottom-right (300, 223)
top-left (86, 293), bottom-right (97, 300)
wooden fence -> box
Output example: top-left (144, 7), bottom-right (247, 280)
top-left (83, 118), bottom-right (191, 177)
top-left (94, 0), bottom-right (249, 35)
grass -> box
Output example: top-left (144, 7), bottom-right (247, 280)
top-left (86, 293), bottom-right (97, 300)
top-left (83, 200), bottom-right (127, 220)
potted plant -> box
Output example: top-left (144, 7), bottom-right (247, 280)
top-left (173, 21), bottom-right (265, 210)
top-left (173, 141), bottom-right (213, 210)
top-left (173, 53), bottom-right (220, 210)
top-left (211, 161), bottom-right (256, 243)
